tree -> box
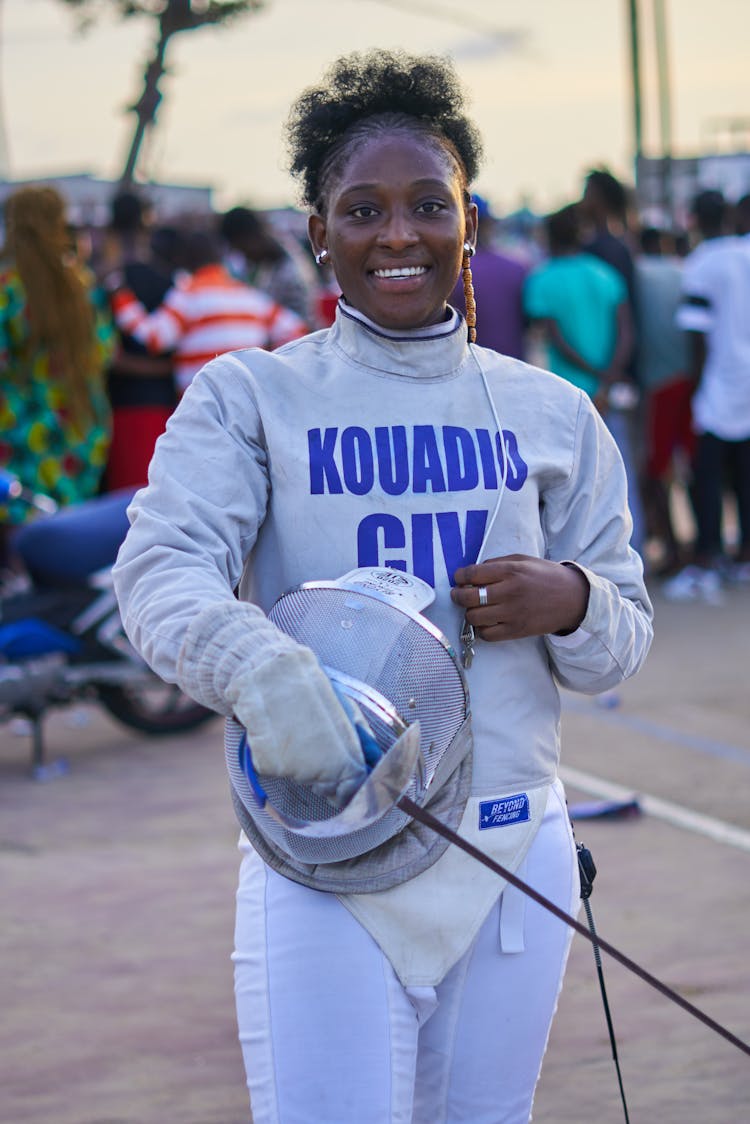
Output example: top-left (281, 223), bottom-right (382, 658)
top-left (59, 1), bottom-right (265, 185)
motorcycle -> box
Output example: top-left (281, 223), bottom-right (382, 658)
top-left (0, 472), bottom-right (214, 778)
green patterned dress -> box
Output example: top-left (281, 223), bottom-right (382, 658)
top-left (0, 267), bottom-right (115, 524)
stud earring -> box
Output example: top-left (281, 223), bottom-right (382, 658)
top-left (315, 249), bottom-right (330, 266)
top-left (462, 245), bottom-right (477, 344)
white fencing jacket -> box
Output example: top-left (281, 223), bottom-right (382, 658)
top-left (113, 303), bottom-right (653, 984)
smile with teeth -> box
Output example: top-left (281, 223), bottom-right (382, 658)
top-left (372, 266), bottom-right (428, 278)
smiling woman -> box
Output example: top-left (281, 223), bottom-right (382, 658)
top-left (290, 51), bottom-right (481, 330)
top-left (112, 47), bottom-right (653, 1124)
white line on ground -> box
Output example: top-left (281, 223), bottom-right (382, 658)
top-left (561, 694), bottom-right (750, 766)
top-left (559, 764), bottom-right (750, 854)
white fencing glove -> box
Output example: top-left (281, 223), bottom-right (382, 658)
top-left (227, 647), bottom-right (369, 807)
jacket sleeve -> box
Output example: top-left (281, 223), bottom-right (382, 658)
top-left (541, 393), bottom-right (653, 694)
top-left (111, 284), bottom-right (187, 354)
top-left (112, 353), bottom-right (304, 716)
top-left (675, 251), bottom-right (714, 334)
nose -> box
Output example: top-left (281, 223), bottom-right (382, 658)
top-left (377, 207), bottom-right (418, 250)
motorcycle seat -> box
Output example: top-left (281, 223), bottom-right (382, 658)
top-left (12, 488), bottom-right (138, 586)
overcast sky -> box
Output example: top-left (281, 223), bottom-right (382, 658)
top-left (2, 0), bottom-right (749, 213)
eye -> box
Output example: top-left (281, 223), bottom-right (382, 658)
top-left (350, 205), bottom-right (378, 219)
top-left (416, 200), bottom-right (447, 215)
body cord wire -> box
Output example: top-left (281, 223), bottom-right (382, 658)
top-left (397, 794), bottom-right (750, 1059)
top-left (582, 892), bottom-right (630, 1123)
top-left (575, 833), bottom-right (631, 1123)
top-left (459, 348), bottom-right (508, 667)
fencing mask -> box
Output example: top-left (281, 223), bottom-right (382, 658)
top-left (225, 567), bottom-right (472, 872)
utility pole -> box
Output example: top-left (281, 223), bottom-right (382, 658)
top-left (653, 0), bottom-right (674, 221)
top-left (626, 0), bottom-right (644, 171)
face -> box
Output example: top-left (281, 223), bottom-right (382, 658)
top-left (309, 132), bottom-right (477, 331)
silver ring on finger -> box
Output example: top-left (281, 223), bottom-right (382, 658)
top-left (477, 585), bottom-right (489, 607)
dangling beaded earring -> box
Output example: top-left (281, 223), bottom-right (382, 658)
top-left (462, 242), bottom-right (476, 343)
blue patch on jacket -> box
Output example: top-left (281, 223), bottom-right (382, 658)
top-left (478, 793), bottom-right (530, 829)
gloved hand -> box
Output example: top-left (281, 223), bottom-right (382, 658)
top-left (331, 682), bottom-right (384, 771)
top-left (227, 647), bottom-right (369, 807)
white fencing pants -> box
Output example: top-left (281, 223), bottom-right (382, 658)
top-left (233, 780), bottom-right (578, 1124)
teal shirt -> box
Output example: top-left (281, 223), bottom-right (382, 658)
top-left (523, 253), bottom-right (627, 397)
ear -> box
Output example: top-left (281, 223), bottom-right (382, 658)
top-left (464, 200), bottom-right (479, 253)
top-left (308, 212), bottom-right (327, 259)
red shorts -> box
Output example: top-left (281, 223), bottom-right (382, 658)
top-left (645, 375), bottom-right (696, 479)
top-left (105, 405), bottom-right (172, 491)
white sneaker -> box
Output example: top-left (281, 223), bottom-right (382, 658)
top-left (662, 565), bottom-right (723, 604)
top-left (698, 568), bottom-right (724, 604)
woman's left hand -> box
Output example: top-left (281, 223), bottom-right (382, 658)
top-left (451, 555), bottom-right (590, 642)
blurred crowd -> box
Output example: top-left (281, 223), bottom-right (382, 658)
top-left (1, 171), bottom-right (749, 604)
top-left (455, 170), bottom-right (750, 603)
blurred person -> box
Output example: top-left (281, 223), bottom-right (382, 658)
top-left (95, 189), bottom-right (155, 277)
top-left (66, 222), bottom-right (94, 270)
top-left (148, 223), bottom-right (188, 278)
top-left (102, 193), bottom-right (183, 491)
top-left (107, 227), bottom-right (308, 398)
top-left (0, 186), bottom-right (114, 559)
top-left (580, 168), bottom-right (637, 314)
top-left (734, 193), bottom-right (750, 236)
top-left (523, 204), bottom-right (633, 403)
top-left (450, 193), bottom-right (528, 359)
top-left (581, 171), bottom-right (646, 547)
top-left (580, 170), bottom-right (640, 398)
top-left (673, 229), bottom-right (691, 258)
top-left (634, 227), bottom-right (695, 574)
top-left (523, 203), bottom-right (644, 554)
top-left (219, 205), bottom-right (317, 323)
top-left (497, 203), bottom-right (543, 269)
top-left (666, 190), bottom-right (750, 598)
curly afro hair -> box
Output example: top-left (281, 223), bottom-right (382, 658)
top-left (285, 49), bottom-right (483, 212)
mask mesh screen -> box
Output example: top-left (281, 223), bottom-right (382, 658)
top-left (226, 584), bottom-right (469, 863)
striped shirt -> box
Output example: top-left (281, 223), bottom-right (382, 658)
top-left (111, 263), bottom-right (308, 394)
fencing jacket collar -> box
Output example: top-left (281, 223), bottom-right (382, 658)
top-left (333, 300), bottom-right (468, 379)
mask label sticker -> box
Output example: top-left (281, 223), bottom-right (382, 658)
top-left (479, 793), bottom-right (530, 829)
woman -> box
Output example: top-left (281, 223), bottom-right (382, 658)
top-left (113, 51), bottom-right (652, 1123)
top-left (0, 186), bottom-right (114, 532)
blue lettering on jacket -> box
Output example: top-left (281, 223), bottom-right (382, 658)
top-left (411, 512), bottom-right (435, 586)
top-left (357, 510), bottom-right (488, 585)
top-left (375, 426), bottom-right (409, 495)
top-left (476, 428), bottom-right (498, 490)
top-left (444, 426), bottom-right (480, 491)
top-left (497, 429), bottom-right (527, 489)
top-left (308, 425), bottom-right (527, 496)
top-left (341, 426), bottom-right (374, 495)
top-left (412, 426), bottom-right (446, 493)
top-left (308, 424), bottom-right (529, 586)
top-left (308, 427), bottom-right (343, 494)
